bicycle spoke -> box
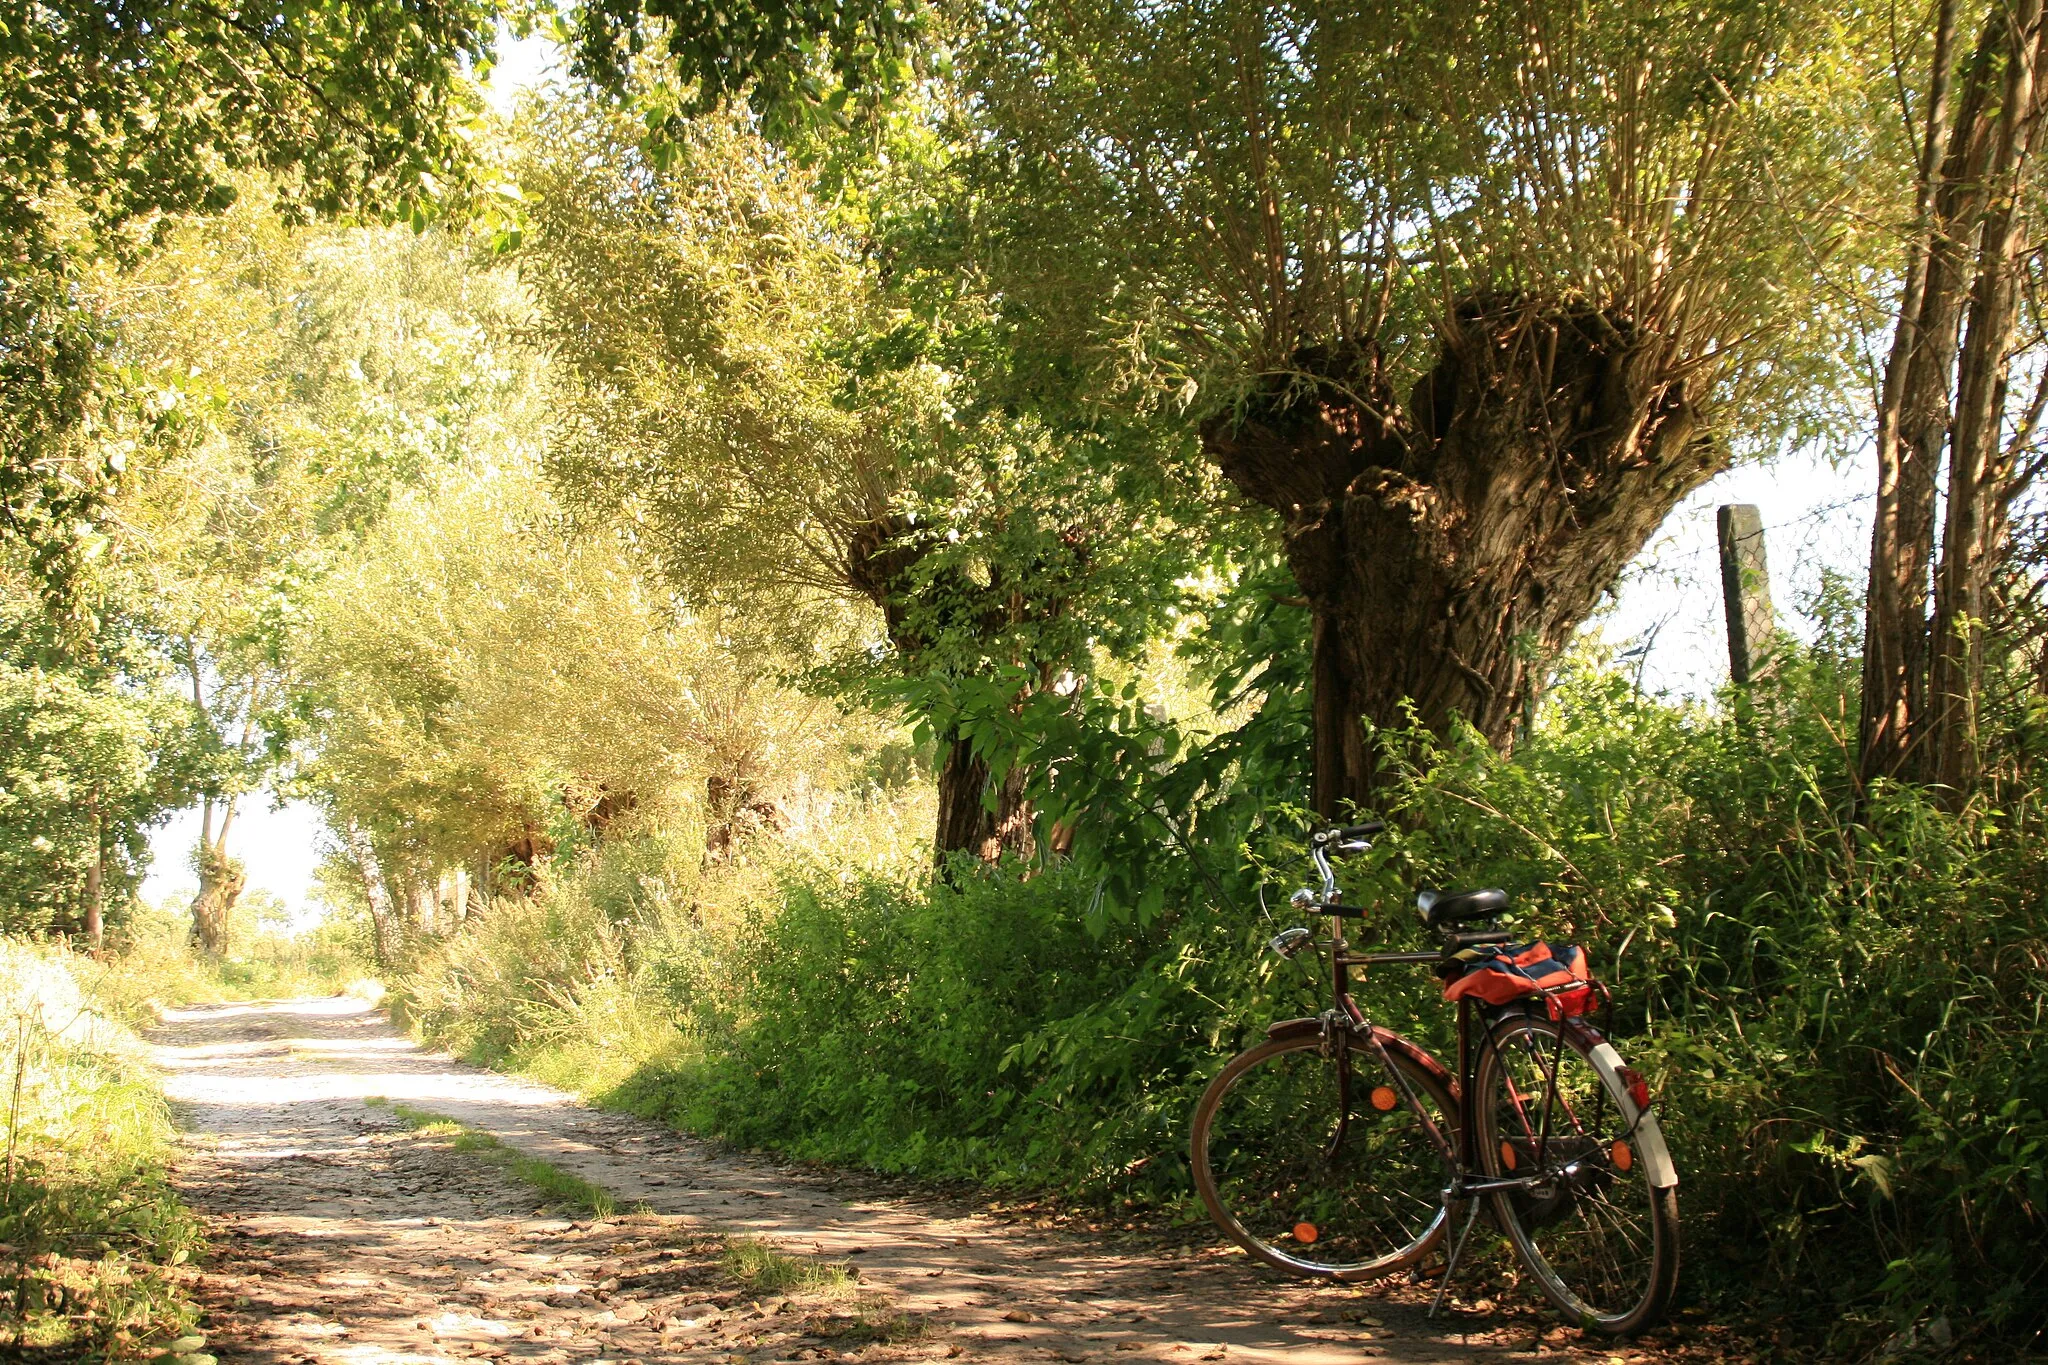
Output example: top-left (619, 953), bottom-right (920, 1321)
top-left (1194, 1036), bottom-right (1456, 1279)
top-left (1476, 1015), bottom-right (1675, 1332)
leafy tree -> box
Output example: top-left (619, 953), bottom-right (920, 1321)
top-left (0, 0), bottom-right (501, 583)
top-left (0, 635), bottom-right (197, 941)
top-left (296, 454), bottom-right (876, 936)
top-left (563, 0), bottom-right (924, 117)
top-left (956, 0), bottom-right (1899, 815)
top-left (88, 200), bottom-right (535, 951)
top-left (517, 91), bottom-right (1216, 861)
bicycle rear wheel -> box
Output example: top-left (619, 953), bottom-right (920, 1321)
top-left (1191, 1032), bottom-right (1458, 1280)
top-left (1474, 1012), bottom-right (1680, 1334)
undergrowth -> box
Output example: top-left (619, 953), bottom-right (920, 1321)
top-left (393, 648), bottom-right (2048, 1357)
top-left (0, 938), bottom-right (206, 1359)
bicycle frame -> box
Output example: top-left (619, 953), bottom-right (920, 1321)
top-left (1286, 839), bottom-right (1608, 1205)
top-left (1207, 829), bottom-right (1681, 1328)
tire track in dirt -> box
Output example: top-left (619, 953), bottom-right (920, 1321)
top-left (151, 996), bottom-right (1698, 1365)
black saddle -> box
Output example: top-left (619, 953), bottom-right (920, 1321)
top-left (1418, 888), bottom-right (1508, 928)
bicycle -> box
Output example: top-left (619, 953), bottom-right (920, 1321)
top-left (1189, 822), bottom-right (1680, 1336)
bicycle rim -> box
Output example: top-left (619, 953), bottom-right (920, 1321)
top-left (1475, 1014), bottom-right (1679, 1334)
top-left (1192, 1034), bottom-right (1458, 1280)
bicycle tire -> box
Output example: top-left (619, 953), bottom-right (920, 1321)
top-left (1191, 1031), bottom-right (1459, 1281)
top-left (1473, 1012), bottom-right (1680, 1335)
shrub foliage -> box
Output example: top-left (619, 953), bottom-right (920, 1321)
top-left (399, 641), bottom-right (2048, 1351)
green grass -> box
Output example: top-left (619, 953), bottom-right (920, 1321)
top-left (719, 1238), bottom-right (930, 1344)
top-left (376, 1101), bottom-right (626, 1217)
top-left (0, 938), bottom-right (207, 1357)
top-left (720, 1237), bottom-right (857, 1295)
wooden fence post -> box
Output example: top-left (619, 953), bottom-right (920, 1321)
top-left (1717, 504), bottom-right (1777, 684)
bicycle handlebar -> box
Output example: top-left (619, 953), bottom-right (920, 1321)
top-left (1312, 820), bottom-right (1386, 847)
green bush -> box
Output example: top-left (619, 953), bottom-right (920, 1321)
top-left (397, 648), bottom-right (2048, 1353)
top-left (1378, 658), bottom-right (2048, 1348)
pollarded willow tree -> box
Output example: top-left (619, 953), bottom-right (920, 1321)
top-left (518, 93), bottom-right (1215, 862)
top-left (961, 0), bottom-right (1897, 815)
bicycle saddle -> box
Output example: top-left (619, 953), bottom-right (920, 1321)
top-left (1418, 888), bottom-right (1508, 928)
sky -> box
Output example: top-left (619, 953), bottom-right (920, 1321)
top-left (139, 31), bottom-right (1882, 927)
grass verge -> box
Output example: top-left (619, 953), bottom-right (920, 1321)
top-left (367, 1098), bottom-right (628, 1218)
top-left (0, 937), bottom-right (206, 1360)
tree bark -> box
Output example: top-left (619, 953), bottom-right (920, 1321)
top-left (1862, 6), bottom-right (2002, 786)
top-left (343, 819), bottom-right (396, 967)
top-left (189, 838), bottom-right (245, 957)
top-left (1204, 302), bottom-right (1713, 817)
top-left (1927, 2), bottom-right (2048, 795)
top-left (932, 730), bottom-right (1036, 867)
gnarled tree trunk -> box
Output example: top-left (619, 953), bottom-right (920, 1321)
top-left (850, 515), bottom-right (1042, 867)
top-left (189, 841), bottom-right (245, 957)
top-left (932, 731), bottom-right (1036, 867)
top-left (1204, 301), bottom-right (1714, 818)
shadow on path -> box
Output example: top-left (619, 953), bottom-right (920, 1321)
top-left (153, 996), bottom-right (1667, 1365)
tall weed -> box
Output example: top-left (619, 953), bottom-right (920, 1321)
top-left (0, 938), bottom-right (205, 1356)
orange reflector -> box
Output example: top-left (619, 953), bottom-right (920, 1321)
top-left (1369, 1085), bottom-right (1398, 1112)
top-left (1292, 1222), bottom-right (1319, 1244)
top-left (1500, 1141), bottom-right (1518, 1171)
top-left (1612, 1140), bottom-right (1635, 1173)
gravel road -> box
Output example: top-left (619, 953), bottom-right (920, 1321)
top-left (150, 996), bottom-right (1700, 1365)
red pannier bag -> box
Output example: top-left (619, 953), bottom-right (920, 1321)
top-left (1440, 941), bottom-right (1598, 1018)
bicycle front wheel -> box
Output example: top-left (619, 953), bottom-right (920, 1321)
top-left (1474, 1013), bottom-right (1680, 1335)
top-left (1191, 1031), bottom-right (1458, 1280)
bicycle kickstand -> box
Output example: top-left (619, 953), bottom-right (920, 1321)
top-left (1427, 1192), bottom-right (1483, 1320)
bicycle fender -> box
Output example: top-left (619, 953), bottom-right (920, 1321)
top-left (1262, 1019), bottom-right (1457, 1093)
top-left (1264, 1016), bottom-right (1320, 1041)
top-left (1586, 1041), bottom-right (1679, 1190)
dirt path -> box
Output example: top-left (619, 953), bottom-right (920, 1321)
top-left (150, 997), bottom-right (1698, 1365)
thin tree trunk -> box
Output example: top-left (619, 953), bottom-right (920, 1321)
top-left (408, 880), bottom-right (437, 937)
top-left (343, 820), bottom-right (396, 967)
top-left (1861, 0), bottom-right (1982, 784)
top-left (1204, 307), bottom-right (1713, 817)
top-left (82, 804), bottom-right (104, 952)
top-left (1928, 5), bottom-right (2048, 795)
